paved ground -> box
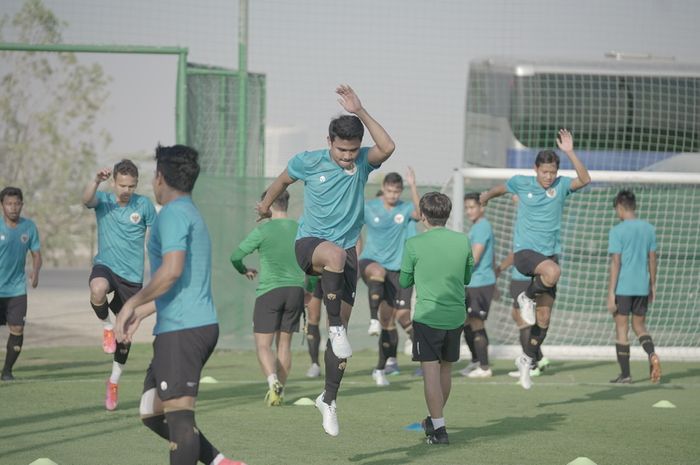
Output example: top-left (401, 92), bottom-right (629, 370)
top-left (0, 268), bottom-right (155, 348)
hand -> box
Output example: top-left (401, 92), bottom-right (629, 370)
top-left (556, 129), bottom-right (574, 153)
top-left (607, 294), bottom-right (617, 315)
top-left (29, 270), bottom-right (39, 288)
top-left (336, 84), bottom-right (363, 114)
top-left (255, 202), bottom-right (271, 222)
top-left (405, 166), bottom-right (416, 186)
top-left (479, 191), bottom-right (489, 207)
top-left (115, 302), bottom-right (136, 343)
top-left (95, 168), bottom-right (111, 183)
top-left (244, 269), bottom-right (258, 280)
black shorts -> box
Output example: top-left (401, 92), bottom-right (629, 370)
top-left (359, 260), bottom-right (413, 310)
top-left (412, 321), bottom-right (463, 363)
top-left (510, 280), bottom-right (530, 309)
top-left (513, 250), bottom-right (559, 277)
top-left (89, 265), bottom-right (142, 313)
top-left (466, 285), bottom-right (495, 320)
top-left (0, 295), bottom-right (27, 326)
top-left (295, 237), bottom-right (358, 305)
top-left (143, 324), bottom-right (219, 401)
top-left (615, 295), bottom-right (649, 316)
top-left (253, 286), bottom-right (304, 333)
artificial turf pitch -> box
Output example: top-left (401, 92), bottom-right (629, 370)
top-left (1, 345), bottom-right (699, 465)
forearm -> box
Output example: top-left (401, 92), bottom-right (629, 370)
top-left (649, 252), bottom-right (657, 291)
top-left (230, 249), bottom-right (249, 274)
top-left (409, 183), bottom-right (421, 219)
top-left (127, 260), bottom-right (181, 309)
top-left (135, 302), bottom-right (157, 320)
top-left (608, 259), bottom-right (620, 296)
top-left (356, 108), bottom-right (395, 163)
top-left (32, 251), bottom-right (42, 275)
top-left (260, 172), bottom-right (293, 211)
top-left (482, 184), bottom-right (507, 204)
top-left (82, 178), bottom-right (100, 206)
top-left (565, 150), bottom-right (591, 186)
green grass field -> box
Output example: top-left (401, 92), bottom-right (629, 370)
top-left (1, 345), bottom-right (699, 465)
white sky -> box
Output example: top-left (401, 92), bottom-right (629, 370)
top-left (1, 0), bottom-right (699, 184)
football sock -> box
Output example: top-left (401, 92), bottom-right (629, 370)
top-left (367, 278), bottom-right (384, 320)
top-left (267, 373), bottom-right (279, 389)
top-left (143, 413), bottom-right (220, 464)
top-left (639, 334), bottom-right (656, 356)
top-left (91, 300), bottom-right (110, 321)
top-left (114, 341), bottom-right (130, 365)
top-left (323, 339), bottom-right (346, 404)
top-left (307, 324), bottom-right (320, 365)
top-left (377, 329), bottom-right (391, 369)
top-left (109, 361), bottom-right (124, 384)
top-left (3, 333), bottom-right (23, 374)
top-left (432, 417), bottom-right (446, 429)
top-left (525, 324), bottom-right (548, 359)
top-left (388, 328), bottom-right (399, 358)
top-left (321, 268), bottom-right (344, 327)
top-left (463, 324), bottom-right (477, 363)
top-left (474, 328), bottom-right (489, 368)
top-left (518, 327), bottom-right (530, 352)
top-left (616, 343), bottom-right (631, 378)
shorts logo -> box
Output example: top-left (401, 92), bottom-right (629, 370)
top-left (373, 216), bottom-right (380, 223)
top-left (20, 234), bottom-right (29, 244)
top-left (160, 381), bottom-right (168, 391)
top-left (394, 214), bottom-right (405, 224)
top-left (546, 187), bottom-right (557, 198)
top-left (319, 175), bottom-right (326, 183)
top-left (397, 299), bottom-right (406, 306)
top-left (130, 212), bottom-right (142, 224)
top-left (186, 381), bottom-right (198, 388)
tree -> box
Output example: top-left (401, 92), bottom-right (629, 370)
top-left (0, 0), bottom-right (111, 265)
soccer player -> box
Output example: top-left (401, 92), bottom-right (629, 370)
top-left (480, 129), bottom-right (590, 389)
top-left (359, 169), bottom-right (419, 386)
top-left (114, 145), bottom-right (246, 465)
top-left (400, 192), bottom-right (474, 445)
top-left (230, 190), bottom-right (305, 405)
top-left (82, 160), bottom-right (156, 410)
top-left (0, 187), bottom-right (41, 381)
top-left (607, 189), bottom-right (661, 384)
top-left (304, 275), bottom-right (323, 378)
top-left (257, 84), bottom-right (395, 436)
top-left (460, 192), bottom-right (496, 378)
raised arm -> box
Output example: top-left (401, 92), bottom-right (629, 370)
top-left (82, 168), bottom-right (111, 208)
top-left (336, 84), bottom-right (395, 166)
top-left (405, 166), bottom-right (421, 220)
top-left (479, 184), bottom-right (508, 207)
top-left (556, 129), bottom-right (591, 191)
top-left (607, 253), bottom-right (621, 314)
top-left (256, 169), bottom-right (296, 221)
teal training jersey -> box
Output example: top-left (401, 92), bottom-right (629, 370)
top-left (608, 219), bottom-right (656, 296)
top-left (231, 218), bottom-right (305, 297)
top-left (0, 218), bottom-right (40, 297)
top-left (467, 218), bottom-right (496, 287)
top-left (148, 196), bottom-right (217, 335)
top-left (287, 147), bottom-right (378, 249)
top-left (90, 191), bottom-right (156, 283)
top-left (360, 198), bottom-right (415, 271)
top-left (400, 227), bottom-right (474, 329)
top-left (506, 175), bottom-right (574, 256)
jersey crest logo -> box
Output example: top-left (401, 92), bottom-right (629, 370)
top-left (0, 234), bottom-right (5, 241)
top-left (373, 216), bottom-right (380, 223)
top-left (319, 175), bottom-right (327, 183)
top-left (546, 187), bottom-right (557, 198)
top-left (394, 213), bottom-right (405, 224)
top-left (20, 233), bottom-right (29, 244)
top-left (527, 192), bottom-right (533, 199)
top-left (130, 212), bottom-right (142, 224)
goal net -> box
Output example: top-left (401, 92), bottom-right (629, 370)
top-left (449, 168), bottom-right (700, 361)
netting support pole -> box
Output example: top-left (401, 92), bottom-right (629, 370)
top-left (451, 168), bottom-right (464, 232)
top-left (236, 0), bottom-right (249, 177)
top-left (176, 51), bottom-right (188, 145)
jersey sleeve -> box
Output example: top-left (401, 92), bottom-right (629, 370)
top-left (90, 190), bottom-right (108, 211)
top-left (608, 227), bottom-right (622, 254)
top-left (143, 198), bottom-right (158, 227)
top-left (470, 222), bottom-right (489, 246)
top-left (287, 152), bottom-right (307, 181)
top-left (358, 147), bottom-right (378, 173)
top-left (505, 175), bottom-right (524, 194)
top-left (158, 206), bottom-right (190, 254)
top-left (230, 227), bottom-right (263, 274)
top-left (560, 176), bottom-right (575, 195)
top-left (399, 240), bottom-right (416, 288)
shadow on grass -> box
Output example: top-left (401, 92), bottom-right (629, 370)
top-left (659, 366), bottom-right (700, 383)
top-left (348, 412), bottom-right (567, 465)
top-left (537, 383), bottom-right (683, 408)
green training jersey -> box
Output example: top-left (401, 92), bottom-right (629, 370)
top-left (231, 218), bottom-right (305, 297)
top-left (400, 227), bottom-right (474, 329)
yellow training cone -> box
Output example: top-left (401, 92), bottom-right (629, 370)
top-left (199, 376), bottom-right (218, 384)
top-left (652, 400), bottom-right (676, 408)
top-left (566, 458), bottom-right (598, 465)
top-left (29, 459), bottom-right (59, 465)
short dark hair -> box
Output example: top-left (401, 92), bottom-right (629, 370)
top-left (383, 172), bottom-right (403, 188)
top-left (614, 189), bottom-right (636, 210)
top-left (463, 192), bottom-right (480, 204)
top-left (0, 186), bottom-right (23, 203)
top-left (155, 145), bottom-right (200, 193)
top-left (328, 115), bottom-right (364, 142)
top-left (113, 159), bottom-right (139, 179)
top-left (419, 192), bottom-right (451, 226)
top-left (535, 149), bottom-right (560, 169)
top-left (262, 189), bottom-right (290, 211)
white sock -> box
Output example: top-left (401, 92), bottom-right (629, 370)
top-left (267, 373), bottom-right (278, 389)
top-left (109, 361), bottom-right (124, 384)
top-left (210, 454), bottom-right (225, 465)
top-left (102, 316), bottom-right (113, 330)
top-left (432, 417), bottom-right (446, 429)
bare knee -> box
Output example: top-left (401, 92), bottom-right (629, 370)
top-left (89, 280), bottom-right (109, 303)
top-left (314, 242), bottom-right (347, 271)
top-left (364, 262), bottom-right (386, 281)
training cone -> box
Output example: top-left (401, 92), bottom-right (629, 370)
top-left (652, 400), bottom-right (676, 408)
top-left (566, 458), bottom-right (597, 465)
top-left (293, 397), bottom-right (315, 406)
top-left (28, 459), bottom-right (59, 465)
top-left (403, 422), bottom-right (424, 432)
top-left (199, 376), bottom-right (218, 384)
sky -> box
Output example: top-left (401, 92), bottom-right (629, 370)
top-left (1, 0), bottom-right (699, 184)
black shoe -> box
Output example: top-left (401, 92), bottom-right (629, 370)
top-left (1, 372), bottom-right (15, 381)
top-left (421, 416), bottom-right (434, 437)
top-left (610, 374), bottom-right (631, 384)
top-left (426, 426), bottom-right (449, 445)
